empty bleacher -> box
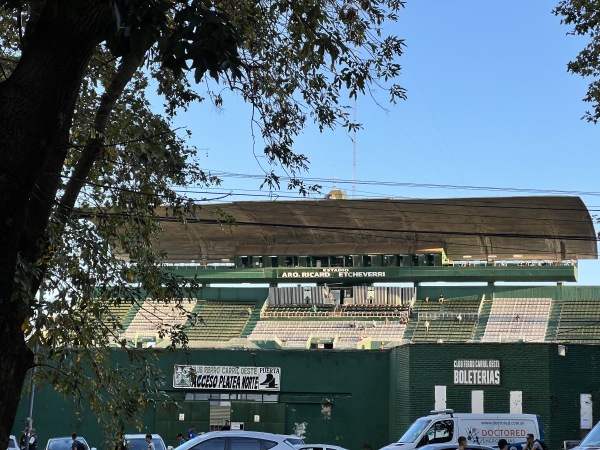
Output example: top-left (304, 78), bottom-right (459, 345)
top-left (481, 297), bottom-right (552, 343)
top-left (409, 295), bottom-right (482, 343)
top-left (120, 299), bottom-right (196, 341)
top-left (411, 318), bottom-right (477, 343)
top-left (103, 301), bottom-right (136, 332)
top-left (185, 301), bottom-right (256, 341)
top-left (248, 319), bottom-right (407, 348)
top-left (554, 298), bottom-right (600, 343)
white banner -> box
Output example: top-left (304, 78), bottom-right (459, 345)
top-left (173, 365), bottom-right (281, 391)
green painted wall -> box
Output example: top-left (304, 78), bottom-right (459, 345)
top-left (389, 343), bottom-right (591, 450)
top-left (13, 344), bottom-right (600, 450)
top-left (155, 349), bottom-right (391, 450)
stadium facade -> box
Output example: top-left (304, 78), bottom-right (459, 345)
top-left (14, 196), bottom-right (600, 450)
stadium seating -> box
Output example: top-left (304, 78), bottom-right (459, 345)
top-left (248, 319), bottom-right (407, 348)
top-left (185, 301), bottom-right (255, 341)
top-left (482, 297), bottom-right (552, 343)
top-left (112, 292), bottom-right (600, 347)
top-left (554, 298), bottom-right (600, 343)
top-left (119, 299), bottom-right (196, 341)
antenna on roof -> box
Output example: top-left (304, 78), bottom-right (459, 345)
top-left (352, 97), bottom-right (357, 199)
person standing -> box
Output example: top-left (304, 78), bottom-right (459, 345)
top-left (187, 425), bottom-right (196, 441)
top-left (145, 435), bottom-right (155, 450)
top-left (221, 421), bottom-right (231, 431)
top-left (19, 430), bottom-right (27, 450)
top-left (498, 439), bottom-right (508, 450)
top-left (456, 436), bottom-right (467, 450)
top-left (177, 434), bottom-right (186, 446)
top-left (28, 429), bottom-right (37, 450)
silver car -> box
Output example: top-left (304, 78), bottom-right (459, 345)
top-left (175, 431), bottom-right (301, 450)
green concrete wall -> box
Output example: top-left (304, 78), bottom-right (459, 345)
top-left (389, 343), bottom-right (600, 450)
top-left (13, 344), bottom-right (600, 450)
top-left (14, 349), bottom-right (390, 450)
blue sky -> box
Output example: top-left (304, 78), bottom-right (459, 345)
top-left (167, 1), bottom-right (600, 284)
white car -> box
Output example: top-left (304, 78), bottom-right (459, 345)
top-left (8, 435), bottom-right (18, 450)
top-left (295, 444), bottom-right (348, 450)
top-left (174, 431), bottom-right (301, 450)
top-left (45, 437), bottom-right (96, 450)
top-left (123, 434), bottom-right (167, 450)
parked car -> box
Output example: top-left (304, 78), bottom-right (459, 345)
top-left (574, 421), bottom-right (600, 450)
top-left (8, 435), bottom-right (18, 450)
top-left (174, 431), bottom-right (302, 450)
top-left (295, 444), bottom-right (348, 450)
top-left (283, 437), bottom-right (305, 447)
top-left (45, 437), bottom-right (93, 450)
top-left (562, 441), bottom-right (580, 450)
top-left (124, 434), bottom-right (167, 450)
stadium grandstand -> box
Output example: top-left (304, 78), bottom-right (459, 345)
top-left (105, 194), bottom-right (600, 349)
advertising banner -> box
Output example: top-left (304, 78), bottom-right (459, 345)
top-left (174, 365), bottom-right (281, 391)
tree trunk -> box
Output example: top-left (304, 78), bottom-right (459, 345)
top-left (0, 1), bottom-right (109, 445)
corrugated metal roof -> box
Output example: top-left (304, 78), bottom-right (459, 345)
top-left (153, 196), bottom-right (597, 263)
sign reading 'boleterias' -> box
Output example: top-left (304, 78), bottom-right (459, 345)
top-left (453, 359), bottom-right (501, 385)
top-left (173, 364), bottom-right (281, 391)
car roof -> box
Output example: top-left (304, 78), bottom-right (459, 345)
top-left (124, 435), bottom-right (161, 438)
top-left (48, 438), bottom-right (88, 442)
top-left (177, 431), bottom-right (293, 448)
top-left (200, 432), bottom-right (289, 438)
top-left (295, 445), bottom-right (348, 450)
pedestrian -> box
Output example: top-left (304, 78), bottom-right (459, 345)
top-left (187, 425), bottom-right (196, 440)
top-left (456, 436), bottom-right (467, 450)
top-left (19, 430), bottom-right (27, 450)
top-left (498, 439), bottom-right (508, 450)
top-left (177, 434), bottom-right (186, 446)
top-left (28, 429), bottom-right (37, 450)
top-left (145, 435), bottom-right (155, 450)
top-left (424, 320), bottom-right (430, 332)
top-left (221, 420), bottom-right (231, 431)
top-left (71, 434), bottom-right (84, 450)
top-left (524, 434), bottom-right (543, 450)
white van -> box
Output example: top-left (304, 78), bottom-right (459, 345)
top-left (380, 410), bottom-right (544, 450)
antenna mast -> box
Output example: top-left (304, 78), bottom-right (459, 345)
top-left (352, 97), bottom-right (357, 198)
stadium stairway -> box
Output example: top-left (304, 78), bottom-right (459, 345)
top-left (402, 316), bottom-right (419, 341)
top-left (472, 298), bottom-right (493, 341)
top-left (240, 300), bottom-right (265, 338)
top-left (545, 298), bottom-right (563, 341)
top-left (120, 300), bottom-right (143, 331)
